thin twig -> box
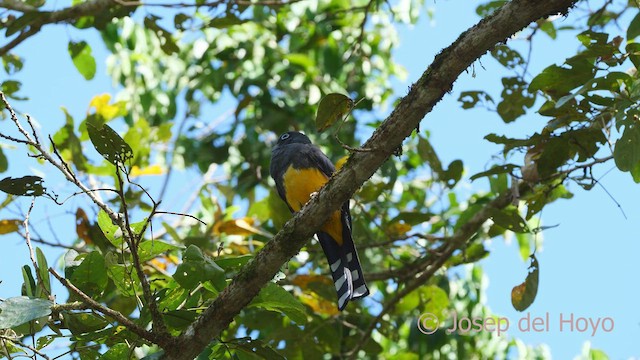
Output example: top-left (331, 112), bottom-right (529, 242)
top-left (0, 334), bottom-right (50, 360)
top-left (48, 267), bottom-right (166, 346)
top-left (154, 211), bottom-right (207, 226)
top-left (114, 168), bottom-right (168, 335)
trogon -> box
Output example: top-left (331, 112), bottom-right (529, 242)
top-left (270, 131), bottom-right (370, 310)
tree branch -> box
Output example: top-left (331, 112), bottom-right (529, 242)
top-left (48, 267), bottom-right (172, 347)
top-left (161, 0), bottom-right (579, 358)
top-left (0, 0), bottom-right (117, 57)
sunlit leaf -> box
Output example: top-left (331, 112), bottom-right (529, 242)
top-left (0, 219), bottom-right (21, 235)
top-left (214, 217), bottom-right (272, 237)
top-left (35, 248), bottom-right (51, 299)
top-left (89, 94), bottom-right (126, 121)
top-left (386, 222), bottom-right (412, 238)
top-left (315, 93), bottom-right (354, 132)
top-left (70, 251), bottom-right (108, 296)
top-left (249, 282), bottom-right (307, 325)
top-left (138, 240), bottom-right (183, 262)
top-left (130, 164), bottom-right (165, 177)
top-left (0, 297), bottom-right (52, 328)
top-left (68, 41), bottom-right (96, 80)
top-left (298, 292), bottom-right (339, 316)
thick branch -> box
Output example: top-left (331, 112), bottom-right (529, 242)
top-left (162, 0), bottom-right (579, 358)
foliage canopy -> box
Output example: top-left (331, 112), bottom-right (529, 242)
top-left (0, 0), bottom-right (635, 358)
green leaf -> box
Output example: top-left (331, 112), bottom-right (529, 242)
top-left (144, 15), bottom-right (179, 55)
top-left (1, 80), bottom-right (24, 98)
top-left (2, 53), bottom-right (23, 74)
top-left (529, 58), bottom-right (596, 97)
top-left (395, 285), bottom-right (449, 316)
top-left (470, 164), bottom-right (519, 181)
top-left (315, 93), bottom-right (354, 132)
top-left (70, 251), bottom-right (108, 296)
top-left (208, 13), bottom-right (245, 28)
top-left (215, 255), bottom-right (254, 271)
top-left (539, 20), bottom-right (557, 39)
top-left (249, 283), bottom-right (307, 325)
top-left (515, 232), bottom-right (531, 262)
top-left (99, 343), bottom-right (130, 360)
top-left (628, 12), bottom-right (640, 40)
top-left (36, 335), bottom-right (55, 350)
top-left (448, 243), bottom-right (490, 266)
top-left (173, 245), bottom-right (226, 290)
top-left (231, 338), bottom-right (286, 360)
top-left (524, 183), bottom-right (573, 220)
top-left (497, 77), bottom-right (536, 122)
top-left (97, 210), bottom-right (123, 247)
top-left (491, 46), bottom-right (524, 69)
top-left (0, 296), bottom-right (52, 328)
top-left (35, 247), bottom-right (51, 299)
top-left (614, 124), bottom-right (640, 182)
top-left (488, 208), bottom-right (529, 233)
top-left (537, 137), bottom-right (571, 178)
top-left (442, 159), bottom-right (463, 188)
top-left (388, 212), bottom-right (432, 226)
top-left (68, 41), bottom-right (97, 80)
top-left (511, 255), bottom-right (540, 311)
top-left (107, 264), bottom-right (140, 297)
top-left (476, 1), bottom-right (503, 17)
top-left (21, 265), bottom-right (36, 297)
top-left (417, 136), bottom-right (443, 174)
top-left (0, 176), bottom-right (46, 197)
top-left (86, 118), bottom-right (133, 166)
top-left (63, 312), bottom-right (109, 334)
top-left (52, 108), bottom-right (89, 171)
top-left (457, 91), bottom-right (493, 109)
top-left (138, 240), bottom-right (183, 262)
top-left (0, 147), bottom-right (7, 173)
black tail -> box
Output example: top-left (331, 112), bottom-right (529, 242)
top-left (317, 229), bottom-right (369, 310)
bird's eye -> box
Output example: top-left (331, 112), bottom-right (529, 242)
top-left (280, 133), bottom-right (290, 140)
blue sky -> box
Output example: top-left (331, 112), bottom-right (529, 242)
top-left (1, 1), bottom-right (639, 359)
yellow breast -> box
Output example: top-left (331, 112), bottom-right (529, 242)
top-left (282, 165), bottom-right (343, 245)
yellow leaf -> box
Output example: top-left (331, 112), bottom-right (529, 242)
top-left (228, 242), bottom-right (251, 255)
top-left (89, 93), bottom-right (126, 121)
top-left (387, 222), bottom-right (412, 238)
top-left (299, 292), bottom-right (339, 316)
top-left (130, 165), bottom-right (165, 177)
top-left (215, 217), bottom-right (272, 237)
top-left (0, 219), bottom-right (21, 235)
top-left (292, 274), bottom-right (332, 289)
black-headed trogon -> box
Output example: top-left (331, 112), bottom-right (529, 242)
top-left (270, 131), bottom-right (369, 310)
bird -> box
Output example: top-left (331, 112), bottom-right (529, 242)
top-left (270, 131), bottom-right (369, 310)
